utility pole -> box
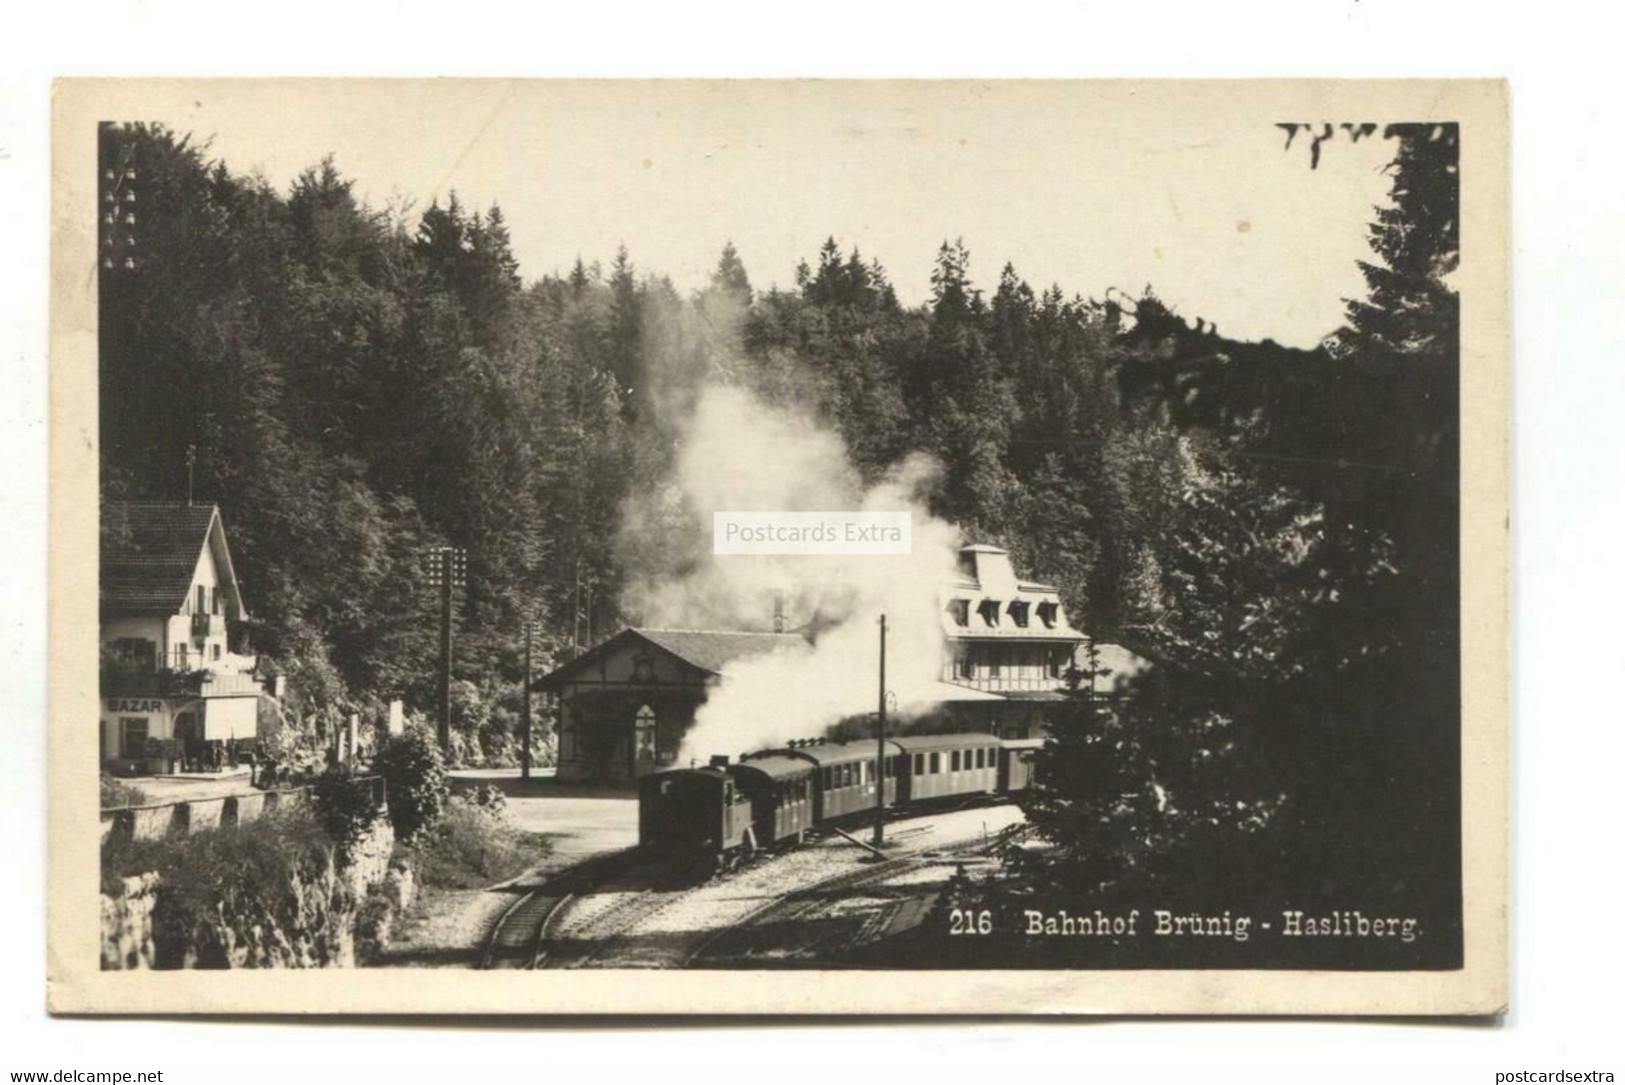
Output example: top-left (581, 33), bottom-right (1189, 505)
top-left (521, 618), bottom-right (536, 780)
top-left (873, 613), bottom-right (888, 849)
top-left (423, 547), bottom-right (466, 753)
top-left (99, 125), bottom-right (139, 272)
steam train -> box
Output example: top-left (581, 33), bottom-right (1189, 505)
top-left (638, 731), bottom-right (1043, 865)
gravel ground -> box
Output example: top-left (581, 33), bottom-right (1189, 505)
top-left (579, 802), bottom-right (1027, 964)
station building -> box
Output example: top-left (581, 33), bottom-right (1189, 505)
top-left (535, 543), bottom-right (1148, 786)
top-left (99, 501), bottom-right (269, 774)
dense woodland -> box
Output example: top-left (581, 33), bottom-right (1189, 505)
top-left (98, 122), bottom-right (1460, 939)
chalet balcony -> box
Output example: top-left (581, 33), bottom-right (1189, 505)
top-left (944, 673), bottom-right (1069, 693)
top-left (191, 611), bottom-right (221, 639)
top-left (100, 666), bottom-right (206, 698)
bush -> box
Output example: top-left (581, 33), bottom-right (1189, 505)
top-left (375, 725), bottom-right (447, 843)
top-left (311, 773), bottom-right (383, 855)
top-left (413, 796), bottom-right (539, 890)
top-left (463, 783), bottom-right (507, 815)
top-left (100, 774), bottom-right (148, 810)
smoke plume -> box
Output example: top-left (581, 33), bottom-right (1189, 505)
top-left (617, 381), bottom-right (964, 763)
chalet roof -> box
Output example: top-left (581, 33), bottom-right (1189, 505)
top-left (634, 628), bottom-right (807, 674)
top-left (946, 542), bottom-right (1082, 641)
top-left (100, 501), bottom-right (244, 617)
top-left (534, 627), bottom-right (808, 691)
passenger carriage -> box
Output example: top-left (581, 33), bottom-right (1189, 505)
top-left (748, 741), bottom-right (902, 822)
top-left (997, 736), bottom-right (1045, 793)
top-left (729, 755), bottom-right (816, 847)
top-left (891, 732), bottom-right (1001, 803)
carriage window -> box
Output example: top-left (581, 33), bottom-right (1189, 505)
top-left (822, 767), bottom-right (832, 789)
top-left (974, 748), bottom-right (983, 769)
top-left (930, 752), bottom-right (941, 773)
top-left (914, 753), bottom-right (924, 774)
top-left (951, 750), bottom-right (960, 771)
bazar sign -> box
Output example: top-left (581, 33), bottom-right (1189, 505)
top-left (105, 698), bottom-right (165, 713)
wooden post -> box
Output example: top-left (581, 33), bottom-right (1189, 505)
top-left (874, 613), bottom-right (887, 848)
top-left (521, 620), bottom-right (534, 780)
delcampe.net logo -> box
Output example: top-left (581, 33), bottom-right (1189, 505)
top-left (712, 511), bottom-right (913, 556)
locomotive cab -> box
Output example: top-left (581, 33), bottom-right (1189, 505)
top-left (638, 767), bottom-right (753, 864)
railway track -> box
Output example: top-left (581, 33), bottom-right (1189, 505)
top-left (485, 806), bottom-right (1021, 970)
top-left (481, 851), bottom-right (637, 970)
top-left (686, 837), bottom-right (996, 967)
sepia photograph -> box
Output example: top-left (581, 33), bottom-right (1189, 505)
top-left (47, 78), bottom-right (1508, 1015)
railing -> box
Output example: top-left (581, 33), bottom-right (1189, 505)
top-left (941, 674), bottom-right (1069, 693)
top-left (99, 775), bottom-right (386, 845)
top-left (191, 612), bottom-right (220, 638)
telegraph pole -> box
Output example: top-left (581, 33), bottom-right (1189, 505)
top-left (873, 613), bottom-right (888, 849)
top-left (521, 618), bottom-right (536, 780)
top-left (437, 551), bottom-right (453, 752)
top-left (423, 547), bottom-right (466, 753)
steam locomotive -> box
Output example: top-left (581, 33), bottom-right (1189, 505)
top-left (638, 731), bottom-right (1043, 866)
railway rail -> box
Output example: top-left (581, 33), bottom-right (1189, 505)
top-left (483, 803), bottom-right (1023, 970)
top-left (687, 837), bottom-right (996, 967)
top-left (481, 851), bottom-right (635, 970)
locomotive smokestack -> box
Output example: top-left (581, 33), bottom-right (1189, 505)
top-left (710, 754), bottom-right (731, 768)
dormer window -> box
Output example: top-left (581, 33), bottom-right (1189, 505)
top-left (1037, 601), bottom-right (1059, 629)
top-left (957, 551), bottom-right (976, 579)
top-left (947, 599), bottom-right (970, 627)
top-left (977, 599), bottom-right (1001, 628)
top-left (1008, 600), bottom-right (1030, 628)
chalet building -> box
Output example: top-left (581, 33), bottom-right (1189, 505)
top-left (535, 628), bottom-right (808, 785)
top-left (100, 502), bottom-right (268, 774)
top-left (921, 543), bottom-right (1090, 739)
top-left (535, 543), bottom-right (1147, 786)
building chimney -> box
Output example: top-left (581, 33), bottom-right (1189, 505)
top-left (772, 590), bottom-right (786, 633)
